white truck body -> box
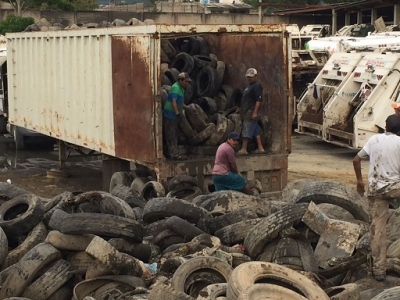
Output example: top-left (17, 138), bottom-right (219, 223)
top-left (296, 52), bottom-right (364, 137)
top-left (323, 53), bottom-right (400, 149)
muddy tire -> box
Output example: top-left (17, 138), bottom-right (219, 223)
top-left (67, 251), bottom-right (94, 273)
top-left (216, 61), bottom-right (225, 87)
top-left (227, 113), bottom-right (242, 135)
top-left (195, 97), bottom-right (218, 116)
top-left (204, 114), bottom-right (228, 146)
top-left (110, 184), bottom-right (146, 209)
top-left (108, 238), bottom-right (158, 263)
top-left (237, 284), bottom-right (308, 300)
top-left (21, 259), bottom-right (73, 299)
top-left (0, 243), bottom-right (61, 298)
top-left (161, 40), bottom-right (178, 60)
top-left (47, 285), bottom-right (73, 300)
top-left (85, 236), bottom-right (144, 277)
top-left (73, 275), bottom-right (146, 300)
top-left (196, 283), bottom-right (227, 300)
top-left (371, 287), bottom-right (400, 299)
top-left (109, 171), bottom-right (133, 193)
top-left (166, 186), bottom-right (202, 202)
top-left (193, 55), bottom-right (217, 69)
top-left (1, 222), bottom-right (47, 270)
top-left (160, 257), bottom-right (187, 274)
top-left (0, 227), bottom-right (7, 267)
top-left (180, 110), bottom-right (197, 138)
top-left (60, 213), bottom-right (143, 243)
top-left (143, 197), bottom-right (210, 224)
top-left (244, 203), bottom-right (308, 259)
top-left (46, 230), bottom-right (94, 251)
top-left (167, 175), bottom-right (200, 192)
top-left (295, 181), bottom-right (369, 222)
top-left (325, 283), bottom-right (360, 300)
top-left (169, 52), bottom-right (194, 74)
top-left (166, 216), bottom-right (205, 240)
top-left (153, 229), bottom-right (186, 251)
top-left (198, 208), bottom-right (259, 234)
top-left (164, 68), bottom-right (179, 84)
top-left (0, 183), bottom-right (29, 201)
top-left (188, 123), bottom-right (215, 146)
top-left (196, 66), bottom-right (218, 98)
top-left (215, 218), bottom-right (263, 246)
top-left (149, 283), bottom-right (194, 300)
top-left (144, 218), bottom-right (169, 237)
top-left (141, 181), bottom-right (166, 201)
top-left (0, 194), bottom-right (44, 236)
top-left (185, 103), bottom-right (209, 132)
top-left (71, 191), bottom-right (135, 219)
top-left (214, 92), bottom-right (227, 111)
top-left (43, 192), bottom-right (72, 213)
top-left (227, 262), bottom-right (329, 300)
top-left (171, 256), bottom-right (233, 295)
top-left (48, 209), bottom-right (69, 231)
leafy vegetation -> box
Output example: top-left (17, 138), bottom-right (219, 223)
top-left (0, 14), bottom-right (34, 35)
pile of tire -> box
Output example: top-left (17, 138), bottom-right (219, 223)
top-left (160, 36), bottom-right (272, 155)
top-left (1, 176), bottom-right (400, 300)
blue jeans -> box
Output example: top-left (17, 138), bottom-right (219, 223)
top-left (242, 120), bottom-right (261, 138)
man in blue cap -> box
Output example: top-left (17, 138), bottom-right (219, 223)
top-left (212, 132), bottom-right (252, 194)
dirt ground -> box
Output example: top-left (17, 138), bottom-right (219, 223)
top-left (0, 132), bottom-right (369, 198)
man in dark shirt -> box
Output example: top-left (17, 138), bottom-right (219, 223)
top-left (238, 68), bottom-right (266, 155)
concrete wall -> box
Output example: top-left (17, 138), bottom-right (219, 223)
top-left (0, 8), bottom-right (288, 26)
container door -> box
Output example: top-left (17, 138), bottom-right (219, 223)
top-left (111, 35), bottom-right (157, 163)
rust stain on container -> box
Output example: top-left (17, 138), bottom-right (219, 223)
top-left (111, 36), bottom-right (156, 161)
top-left (204, 34), bottom-right (288, 154)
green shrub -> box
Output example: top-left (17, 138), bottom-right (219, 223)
top-left (0, 15), bottom-right (34, 35)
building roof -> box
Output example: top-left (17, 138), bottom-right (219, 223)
top-left (203, 2), bottom-right (252, 9)
top-left (271, 5), bottom-right (336, 16)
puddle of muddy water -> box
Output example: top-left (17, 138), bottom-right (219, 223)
top-left (0, 136), bottom-right (101, 173)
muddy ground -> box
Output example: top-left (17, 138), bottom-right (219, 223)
top-left (0, 133), bottom-right (369, 198)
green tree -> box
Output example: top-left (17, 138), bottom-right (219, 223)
top-left (0, 14), bottom-right (34, 35)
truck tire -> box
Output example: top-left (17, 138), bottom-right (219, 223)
top-left (160, 257), bottom-right (187, 275)
top-left (46, 230), bottom-right (94, 251)
top-left (188, 123), bottom-right (216, 145)
top-left (109, 172), bottom-right (133, 193)
top-left (214, 92), bottom-right (227, 111)
top-left (171, 257), bottom-right (233, 295)
top-left (230, 89), bottom-right (243, 108)
top-left (153, 229), bottom-right (186, 251)
top-left (21, 259), bottom-right (73, 299)
top-left (85, 236), bottom-right (144, 277)
top-left (215, 218), bottom-right (263, 246)
top-left (196, 66), bottom-right (218, 98)
top-left (195, 97), bottom-right (218, 116)
top-left (48, 209), bottom-right (69, 231)
top-left (216, 61), bottom-right (225, 87)
top-left (164, 68), bottom-right (179, 84)
top-left (143, 197), bottom-right (210, 224)
top-left (179, 37), bottom-right (201, 56)
top-left (166, 216), bottom-right (205, 240)
top-left (110, 185), bottom-right (146, 209)
top-left (221, 85), bottom-right (233, 108)
top-left (169, 52), bottom-right (194, 74)
top-left (161, 40), bottom-right (178, 60)
top-left (148, 283), bottom-right (194, 300)
top-left (237, 284), bottom-right (308, 300)
top-left (166, 186), bottom-right (202, 201)
top-left (0, 194), bottom-right (44, 236)
top-left (371, 287), bottom-right (400, 299)
top-left (244, 203), bottom-right (309, 259)
top-left (204, 114), bottom-right (228, 146)
top-left (193, 55), bottom-right (217, 69)
top-left (227, 262), bottom-right (329, 300)
top-left (281, 179), bottom-right (317, 204)
top-left (324, 283), bottom-right (360, 300)
top-left (198, 207), bottom-right (259, 234)
top-left (185, 103), bottom-right (209, 132)
top-left (47, 285), bottom-right (73, 300)
top-left (196, 36), bottom-right (209, 56)
top-left (0, 227), bottom-right (7, 267)
top-left (295, 181), bottom-right (369, 222)
top-left (71, 190), bottom-right (135, 219)
top-left (108, 238), bottom-right (157, 262)
top-left (166, 175), bottom-right (201, 192)
top-left (0, 182), bottom-right (29, 201)
top-left (1, 222), bottom-right (47, 270)
top-left (0, 243), bottom-right (61, 298)
top-left (228, 113), bottom-right (242, 135)
top-left (60, 213), bottom-right (143, 243)
top-left (184, 80), bottom-right (197, 105)
top-left (141, 181), bottom-right (166, 201)
top-left (218, 119), bottom-right (234, 144)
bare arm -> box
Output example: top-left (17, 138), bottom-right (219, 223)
top-left (353, 155), bottom-right (365, 196)
top-left (230, 162), bottom-right (238, 174)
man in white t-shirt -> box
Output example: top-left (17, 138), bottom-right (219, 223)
top-left (353, 114), bottom-right (400, 281)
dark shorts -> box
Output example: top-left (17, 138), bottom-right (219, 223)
top-left (242, 120), bottom-right (261, 138)
top-left (213, 172), bottom-right (248, 192)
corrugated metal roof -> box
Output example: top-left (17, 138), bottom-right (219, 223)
top-left (203, 2), bottom-right (252, 9)
top-left (273, 5), bottom-right (336, 15)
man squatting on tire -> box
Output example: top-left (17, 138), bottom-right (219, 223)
top-left (212, 132), bottom-right (253, 195)
top-left (162, 72), bottom-right (192, 161)
top-left (353, 112), bottom-right (400, 281)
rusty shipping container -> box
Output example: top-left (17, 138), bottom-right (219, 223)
top-left (7, 24), bottom-right (292, 192)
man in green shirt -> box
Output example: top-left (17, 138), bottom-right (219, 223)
top-left (163, 72), bottom-right (191, 160)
